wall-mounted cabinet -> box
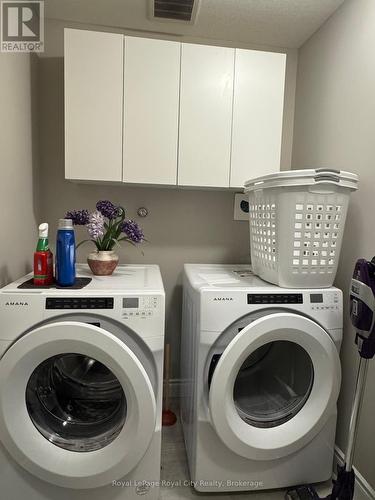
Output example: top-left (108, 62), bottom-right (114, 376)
top-left (123, 36), bottom-right (180, 185)
top-left (64, 29), bottom-right (287, 189)
top-left (64, 29), bottom-right (123, 182)
top-left (230, 49), bottom-right (286, 188)
top-left (178, 43), bottom-right (234, 188)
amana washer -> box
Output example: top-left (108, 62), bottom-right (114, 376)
top-left (181, 264), bottom-right (342, 492)
top-left (0, 265), bottom-right (164, 500)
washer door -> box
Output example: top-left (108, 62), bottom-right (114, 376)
top-left (209, 313), bottom-right (341, 460)
top-left (0, 322), bottom-right (156, 489)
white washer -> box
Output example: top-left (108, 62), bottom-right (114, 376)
top-left (181, 264), bottom-right (343, 492)
top-left (0, 264), bottom-right (164, 500)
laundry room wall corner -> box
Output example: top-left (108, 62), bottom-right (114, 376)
top-left (0, 52), bottom-right (40, 286)
top-left (292, 0), bottom-right (375, 490)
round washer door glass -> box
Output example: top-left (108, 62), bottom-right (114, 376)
top-left (26, 353), bottom-right (127, 452)
top-left (0, 321), bottom-right (157, 489)
top-left (233, 341), bottom-right (314, 428)
top-left (209, 313), bottom-right (341, 461)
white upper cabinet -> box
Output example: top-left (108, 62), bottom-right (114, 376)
top-left (230, 49), bottom-right (286, 189)
top-left (123, 37), bottom-right (180, 185)
top-left (178, 43), bottom-right (235, 188)
top-left (64, 29), bottom-right (124, 182)
top-left (64, 29), bottom-right (288, 189)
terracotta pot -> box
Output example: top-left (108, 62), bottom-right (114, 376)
top-left (87, 251), bottom-right (119, 276)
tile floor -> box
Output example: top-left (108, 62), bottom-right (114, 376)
top-left (160, 401), bottom-right (332, 500)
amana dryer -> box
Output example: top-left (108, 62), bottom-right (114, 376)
top-left (181, 264), bottom-right (343, 492)
top-left (0, 265), bottom-right (164, 500)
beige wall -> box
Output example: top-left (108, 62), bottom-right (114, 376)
top-left (0, 52), bottom-right (39, 287)
top-left (293, 0), bottom-right (375, 488)
top-left (37, 18), bottom-right (298, 377)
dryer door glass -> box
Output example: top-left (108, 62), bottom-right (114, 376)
top-left (25, 353), bottom-right (127, 452)
top-left (233, 341), bottom-right (313, 428)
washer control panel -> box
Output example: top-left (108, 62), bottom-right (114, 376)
top-left (46, 297), bottom-right (114, 309)
top-left (122, 295), bottom-right (159, 319)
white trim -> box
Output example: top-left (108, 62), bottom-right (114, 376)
top-left (334, 446), bottom-right (375, 500)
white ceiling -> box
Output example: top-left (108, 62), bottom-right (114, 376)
top-left (44, 0), bottom-right (345, 49)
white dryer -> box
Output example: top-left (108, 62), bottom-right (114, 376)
top-left (0, 265), bottom-right (164, 500)
top-left (181, 264), bottom-right (342, 492)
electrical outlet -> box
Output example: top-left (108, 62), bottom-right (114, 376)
top-left (234, 193), bottom-right (249, 221)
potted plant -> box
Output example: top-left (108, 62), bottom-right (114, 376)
top-left (66, 200), bottom-right (145, 276)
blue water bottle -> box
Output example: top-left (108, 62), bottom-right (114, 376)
top-left (56, 218), bottom-right (76, 286)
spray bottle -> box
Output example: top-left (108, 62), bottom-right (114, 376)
top-left (33, 223), bottom-right (54, 286)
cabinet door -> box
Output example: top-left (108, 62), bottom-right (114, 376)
top-left (64, 29), bottom-right (123, 182)
top-left (178, 43), bottom-right (234, 188)
top-left (230, 49), bottom-right (286, 189)
top-left (123, 37), bottom-right (180, 185)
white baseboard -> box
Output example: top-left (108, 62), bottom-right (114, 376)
top-left (334, 446), bottom-right (375, 500)
top-left (166, 381), bottom-right (375, 499)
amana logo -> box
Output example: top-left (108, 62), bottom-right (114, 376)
top-left (5, 301), bottom-right (29, 306)
top-left (213, 297), bottom-right (234, 301)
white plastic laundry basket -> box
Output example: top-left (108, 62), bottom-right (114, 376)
top-left (244, 169), bottom-right (358, 288)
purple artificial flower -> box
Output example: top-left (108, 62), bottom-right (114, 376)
top-left (87, 210), bottom-right (105, 240)
top-left (96, 200), bottom-right (120, 220)
top-left (65, 209), bottom-right (90, 226)
top-left (121, 219), bottom-right (144, 244)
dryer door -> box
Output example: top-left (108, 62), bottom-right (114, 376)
top-left (0, 322), bottom-right (156, 489)
top-left (209, 312), bottom-right (341, 460)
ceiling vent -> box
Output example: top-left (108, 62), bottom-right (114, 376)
top-left (151, 0), bottom-right (200, 24)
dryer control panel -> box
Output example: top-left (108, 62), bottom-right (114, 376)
top-left (309, 291), bottom-right (340, 311)
top-left (246, 291), bottom-right (340, 311)
top-left (248, 293), bottom-right (303, 304)
top-left (201, 288), bottom-right (343, 332)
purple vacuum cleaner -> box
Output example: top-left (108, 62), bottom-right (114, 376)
top-left (285, 257), bottom-right (375, 500)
